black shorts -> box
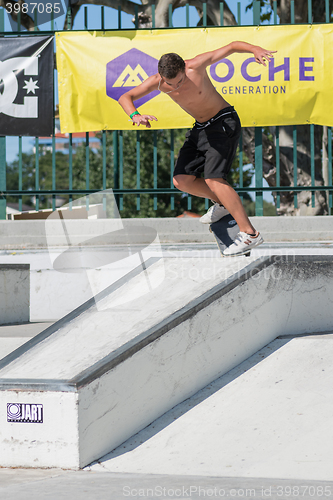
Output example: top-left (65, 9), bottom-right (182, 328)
top-left (173, 106), bottom-right (241, 180)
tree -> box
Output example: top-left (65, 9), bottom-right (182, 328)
top-left (70, 129), bottom-right (254, 217)
top-left (264, 0), bottom-right (333, 23)
top-left (1, 0), bottom-right (237, 30)
top-left (5, 0), bottom-right (329, 215)
top-left (6, 150), bottom-right (71, 208)
top-left (244, 0), bottom-right (330, 215)
top-left (6, 130), bottom-right (254, 217)
top-left (1, 0), bottom-right (35, 30)
top-left (65, 0), bottom-right (332, 215)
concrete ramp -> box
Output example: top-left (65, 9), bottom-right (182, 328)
top-left (0, 255), bottom-right (332, 469)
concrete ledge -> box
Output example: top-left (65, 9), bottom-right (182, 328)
top-left (0, 216), bottom-right (333, 248)
top-left (0, 265), bottom-right (30, 325)
top-left (0, 256), bottom-right (333, 469)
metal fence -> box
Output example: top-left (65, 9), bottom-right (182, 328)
top-left (0, 0), bottom-right (332, 219)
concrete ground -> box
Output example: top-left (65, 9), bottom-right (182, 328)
top-left (0, 242), bottom-right (333, 499)
top-left (1, 468), bottom-right (332, 500)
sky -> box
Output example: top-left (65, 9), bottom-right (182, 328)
top-left (4, 0), bottom-right (274, 201)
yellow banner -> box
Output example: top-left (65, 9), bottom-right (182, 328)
top-left (56, 25), bottom-right (333, 132)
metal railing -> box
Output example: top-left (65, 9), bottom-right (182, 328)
top-left (0, 0), bottom-right (332, 219)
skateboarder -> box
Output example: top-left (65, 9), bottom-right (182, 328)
top-left (118, 41), bottom-right (275, 256)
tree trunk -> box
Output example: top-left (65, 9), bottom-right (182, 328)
top-left (136, 0), bottom-right (236, 30)
top-left (1, 0), bottom-right (35, 31)
top-left (141, 0), bottom-right (329, 215)
top-left (270, 0), bottom-right (333, 23)
top-left (275, 126), bottom-right (328, 215)
top-left (260, 0), bottom-right (330, 215)
top-left (243, 126), bottom-right (328, 215)
top-left (9, 0), bottom-right (328, 215)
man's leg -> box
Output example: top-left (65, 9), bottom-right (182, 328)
top-left (205, 178), bottom-right (255, 234)
top-left (174, 175), bottom-right (255, 234)
top-left (173, 174), bottom-right (220, 202)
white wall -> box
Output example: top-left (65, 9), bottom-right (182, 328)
top-left (0, 265), bottom-right (29, 325)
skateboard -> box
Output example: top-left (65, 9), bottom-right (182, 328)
top-left (209, 214), bottom-right (251, 257)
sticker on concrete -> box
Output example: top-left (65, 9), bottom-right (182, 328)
top-left (7, 403), bottom-right (43, 423)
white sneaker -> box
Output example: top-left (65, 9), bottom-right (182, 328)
top-left (222, 231), bottom-right (264, 256)
top-left (200, 203), bottom-right (229, 224)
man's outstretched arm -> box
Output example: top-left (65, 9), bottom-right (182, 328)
top-left (189, 41), bottom-right (276, 69)
top-left (118, 74), bottom-right (159, 128)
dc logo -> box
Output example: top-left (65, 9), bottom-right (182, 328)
top-left (0, 57), bottom-right (39, 118)
top-left (228, 219), bottom-right (237, 226)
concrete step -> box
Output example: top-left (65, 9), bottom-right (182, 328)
top-left (0, 255), bottom-right (260, 468)
top-left (1, 216), bottom-right (333, 248)
top-left (0, 255), bottom-right (332, 470)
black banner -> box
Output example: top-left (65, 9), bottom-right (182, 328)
top-left (0, 35), bottom-right (54, 136)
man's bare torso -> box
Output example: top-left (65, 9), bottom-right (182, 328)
top-left (158, 60), bottom-right (229, 122)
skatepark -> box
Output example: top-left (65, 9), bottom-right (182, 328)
top-left (1, 0), bottom-right (333, 495)
top-left (0, 215), bottom-right (333, 499)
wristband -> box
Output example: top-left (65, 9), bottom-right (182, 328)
top-left (130, 110), bottom-right (140, 119)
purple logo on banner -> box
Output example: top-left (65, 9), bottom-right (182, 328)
top-left (106, 48), bottom-right (160, 108)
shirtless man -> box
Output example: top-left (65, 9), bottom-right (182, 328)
top-left (118, 41), bottom-right (275, 256)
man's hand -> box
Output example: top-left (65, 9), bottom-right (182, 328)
top-left (253, 46), bottom-right (277, 66)
top-left (132, 114), bottom-right (158, 128)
